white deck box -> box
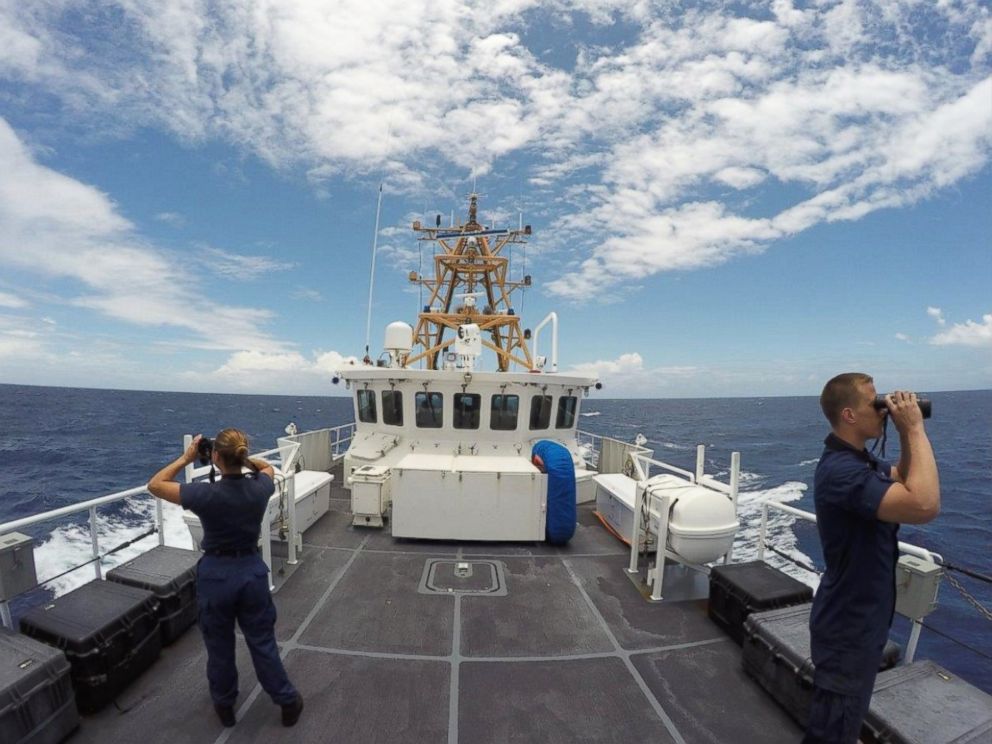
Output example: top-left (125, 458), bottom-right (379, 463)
top-left (391, 454), bottom-right (546, 541)
top-left (593, 473), bottom-right (638, 544)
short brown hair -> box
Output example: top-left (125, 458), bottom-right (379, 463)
top-left (820, 373), bottom-right (873, 426)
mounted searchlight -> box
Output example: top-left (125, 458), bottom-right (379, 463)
top-left (454, 323), bottom-right (482, 371)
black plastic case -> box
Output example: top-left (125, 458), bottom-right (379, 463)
top-left (0, 627), bottom-right (78, 744)
top-left (106, 545), bottom-right (200, 645)
top-left (864, 660), bottom-right (992, 743)
top-left (708, 560), bottom-right (813, 644)
top-left (741, 603), bottom-right (901, 726)
top-left (18, 580), bottom-right (162, 713)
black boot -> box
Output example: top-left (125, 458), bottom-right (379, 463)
top-left (214, 704), bottom-right (236, 727)
top-left (281, 695), bottom-right (304, 727)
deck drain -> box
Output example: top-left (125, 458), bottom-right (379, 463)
top-left (418, 559), bottom-right (507, 596)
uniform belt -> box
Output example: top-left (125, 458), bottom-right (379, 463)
top-left (204, 547), bottom-right (258, 557)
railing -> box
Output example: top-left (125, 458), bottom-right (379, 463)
top-left (576, 430), bottom-right (653, 474)
top-left (279, 422), bottom-right (356, 472)
top-left (0, 429), bottom-right (342, 629)
top-left (757, 499), bottom-right (944, 663)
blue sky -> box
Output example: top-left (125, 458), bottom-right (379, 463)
top-left (0, 1), bottom-right (989, 398)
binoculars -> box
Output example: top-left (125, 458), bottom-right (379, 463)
top-left (196, 436), bottom-right (214, 465)
top-left (873, 395), bottom-right (931, 419)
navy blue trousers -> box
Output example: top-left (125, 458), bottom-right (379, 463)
top-left (802, 640), bottom-right (883, 744)
top-left (196, 554), bottom-right (298, 707)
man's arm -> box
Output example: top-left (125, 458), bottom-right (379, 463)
top-left (148, 436), bottom-right (200, 505)
top-left (877, 392), bottom-right (939, 524)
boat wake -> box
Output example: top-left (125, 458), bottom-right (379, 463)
top-left (732, 480), bottom-right (819, 588)
top-left (33, 500), bottom-right (193, 598)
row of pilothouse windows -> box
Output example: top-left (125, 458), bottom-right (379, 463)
top-left (356, 390), bottom-right (579, 431)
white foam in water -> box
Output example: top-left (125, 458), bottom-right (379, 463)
top-left (34, 497), bottom-right (194, 597)
top-left (732, 480), bottom-right (821, 589)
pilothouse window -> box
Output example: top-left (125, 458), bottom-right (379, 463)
top-left (454, 393), bottom-right (481, 430)
top-left (382, 390), bottom-right (403, 426)
top-left (556, 396), bottom-right (578, 429)
top-left (490, 395), bottom-right (519, 431)
top-left (357, 389), bottom-right (377, 423)
top-left (529, 395), bottom-right (553, 430)
top-left (415, 392), bottom-right (443, 428)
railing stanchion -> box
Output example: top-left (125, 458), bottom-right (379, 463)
top-left (695, 444), bottom-right (705, 483)
top-left (724, 451), bottom-right (741, 564)
top-left (627, 479), bottom-right (644, 576)
top-left (183, 434), bottom-right (194, 484)
top-left (758, 502), bottom-right (768, 562)
top-left (650, 494), bottom-right (671, 601)
top-left (0, 600), bottom-right (12, 630)
top-left (906, 619), bottom-right (923, 663)
top-left (286, 475), bottom-right (298, 566)
top-left (89, 506), bottom-right (102, 580)
top-left (261, 500), bottom-right (274, 591)
top-left (156, 498), bottom-right (165, 546)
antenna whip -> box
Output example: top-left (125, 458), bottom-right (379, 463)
top-left (364, 183), bottom-right (384, 360)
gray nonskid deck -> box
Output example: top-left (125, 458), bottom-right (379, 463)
top-left (72, 465), bottom-right (802, 743)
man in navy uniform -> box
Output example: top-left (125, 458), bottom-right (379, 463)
top-left (804, 373), bottom-right (939, 743)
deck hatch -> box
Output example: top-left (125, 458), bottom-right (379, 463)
top-left (418, 559), bottom-right (506, 596)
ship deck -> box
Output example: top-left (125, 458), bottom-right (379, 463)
top-left (72, 462), bottom-right (803, 744)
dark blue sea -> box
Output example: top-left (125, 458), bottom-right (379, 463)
top-left (1, 384), bottom-right (989, 693)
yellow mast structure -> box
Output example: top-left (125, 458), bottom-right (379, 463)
top-left (405, 193), bottom-right (534, 371)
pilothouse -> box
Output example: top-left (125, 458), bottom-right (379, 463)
top-left (338, 193), bottom-right (601, 540)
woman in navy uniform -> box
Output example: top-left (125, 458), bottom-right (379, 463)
top-left (149, 428), bottom-right (304, 728)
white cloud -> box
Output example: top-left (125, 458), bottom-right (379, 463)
top-left (1, 1), bottom-right (989, 305)
top-left (291, 287), bottom-right (324, 302)
top-left (197, 245), bottom-right (295, 280)
top-left (0, 117), bottom-right (285, 352)
top-left (0, 291), bottom-right (27, 308)
top-left (154, 211), bottom-right (186, 227)
top-left (895, 332), bottom-right (910, 343)
top-left (0, 333), bottom-right (47, 359)
top-left (927, 306), bottom-right (946, 326)
top-left (930, 314), bottom-right (992, 348)
top-left (570, 351), bottom-right (646, 377)
top-left (208, 349), bottom-right (360, 393)
top-left (567, 351), bottom-right (698, 394)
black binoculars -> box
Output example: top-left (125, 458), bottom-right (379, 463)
top-left (873, 395), bottom-right (931, 419)
top-left (196, 436), bottom-right (214, 465)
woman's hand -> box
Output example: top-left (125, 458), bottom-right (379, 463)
top-left (183, 435), bottom-right (203, 466)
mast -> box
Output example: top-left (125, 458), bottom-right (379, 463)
top-left (405, 193), bottom-right (534, 372)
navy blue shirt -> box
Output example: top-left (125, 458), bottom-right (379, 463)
top-left (811, 434), bottom-right (898, 661)
top-left (180, 473), bottom-right (274, 553)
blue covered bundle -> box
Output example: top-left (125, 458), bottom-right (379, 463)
top-left (532, 440), bottom-right (576, 545)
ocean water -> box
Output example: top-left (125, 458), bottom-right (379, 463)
top-left (1, 384), bottom-right (989, 693)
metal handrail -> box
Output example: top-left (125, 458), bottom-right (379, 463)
top-left (756, 499), bottom-right (944, 565)
top-left (0, 484), bottom-right (152, 536)
top-left (756, 498), bottom-right (944, 662)
top-left (0, 426), bottom-right (351, 629)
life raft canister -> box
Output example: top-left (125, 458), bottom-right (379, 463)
top-left (531, 440), bottom-right (576, 545)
